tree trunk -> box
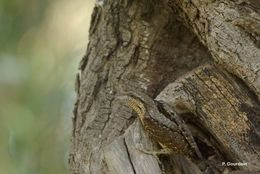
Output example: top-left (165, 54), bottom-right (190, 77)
top-left (69, 0), bottom-right (260, 173)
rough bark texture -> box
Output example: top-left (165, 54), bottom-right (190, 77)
top-left (69, 0), bottom-right (260, 173)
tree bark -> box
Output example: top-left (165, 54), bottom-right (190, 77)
top-left (69, 0), bottom-right (260, 173)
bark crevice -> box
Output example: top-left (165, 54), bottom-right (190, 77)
top-left (70, 0), bottom-right (260, 173)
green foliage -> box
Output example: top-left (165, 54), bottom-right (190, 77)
top-left (0, 0), bottom-right (47, 51)
top-left (0, 0), bottom-right (95, 173)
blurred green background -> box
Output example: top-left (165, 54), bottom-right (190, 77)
top-left (0, 0), bottom-right (95, 173)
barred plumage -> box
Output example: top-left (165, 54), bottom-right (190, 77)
top-left (126, 97), bottom-right (146, 119)
top-left (123, 95), bottom-right (199, 158)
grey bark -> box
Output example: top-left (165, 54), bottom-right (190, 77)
top-left (69, 0), bottom-right (260, 173)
